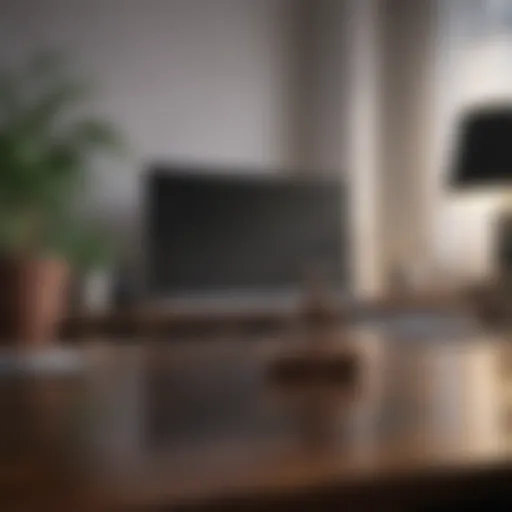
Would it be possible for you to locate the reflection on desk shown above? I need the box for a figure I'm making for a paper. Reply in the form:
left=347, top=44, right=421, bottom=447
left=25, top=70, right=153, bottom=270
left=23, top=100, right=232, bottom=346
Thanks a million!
left=2, top=329, right=512, bottom=510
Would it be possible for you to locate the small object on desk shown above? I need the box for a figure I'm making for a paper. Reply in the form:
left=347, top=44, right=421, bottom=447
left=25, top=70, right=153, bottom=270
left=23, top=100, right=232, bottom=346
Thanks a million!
left=268, top=348, right=359, bottom=386
left=269, top=274, right=359, bottom=387
left=299, top=268, right=339, bottom=333
left=81, top=269, right=114, bottom=313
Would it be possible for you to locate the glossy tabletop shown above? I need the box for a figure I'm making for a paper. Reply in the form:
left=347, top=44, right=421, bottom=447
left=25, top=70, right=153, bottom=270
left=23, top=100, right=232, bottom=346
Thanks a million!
left=2, top=328, right=512, bottom=509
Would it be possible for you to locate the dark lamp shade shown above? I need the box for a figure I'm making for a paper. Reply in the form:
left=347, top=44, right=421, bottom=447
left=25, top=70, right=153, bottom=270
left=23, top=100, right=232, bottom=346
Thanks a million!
left=452, top=105, right=512, bottom=188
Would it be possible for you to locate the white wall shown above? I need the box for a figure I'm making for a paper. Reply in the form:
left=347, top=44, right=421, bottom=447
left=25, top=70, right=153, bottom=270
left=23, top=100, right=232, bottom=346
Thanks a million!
left=378, top=0, right=437, bottom=288
left=0, top=0, right=298, bottom=269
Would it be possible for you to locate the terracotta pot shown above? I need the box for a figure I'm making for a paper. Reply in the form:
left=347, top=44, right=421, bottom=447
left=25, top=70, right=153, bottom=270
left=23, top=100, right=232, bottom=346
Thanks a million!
left=0, top=257, right=70, bottom=346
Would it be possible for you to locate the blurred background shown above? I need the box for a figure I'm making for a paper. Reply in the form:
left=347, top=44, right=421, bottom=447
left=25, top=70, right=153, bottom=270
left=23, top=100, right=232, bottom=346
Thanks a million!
left=5, top=2, right=512, bottom=510
left=1, top=0, right=508, bottom=299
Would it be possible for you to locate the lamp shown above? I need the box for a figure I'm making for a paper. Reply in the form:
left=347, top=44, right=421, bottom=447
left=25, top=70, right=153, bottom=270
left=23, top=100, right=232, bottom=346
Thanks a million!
left=452, top=104, right=512, bottom=277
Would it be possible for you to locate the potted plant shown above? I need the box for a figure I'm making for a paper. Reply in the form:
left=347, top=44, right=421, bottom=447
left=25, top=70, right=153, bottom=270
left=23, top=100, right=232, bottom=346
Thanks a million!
left=0, top=54, right=124, bottom=345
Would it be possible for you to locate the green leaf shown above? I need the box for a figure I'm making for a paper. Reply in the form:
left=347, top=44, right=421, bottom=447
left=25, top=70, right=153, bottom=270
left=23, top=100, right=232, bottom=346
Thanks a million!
left=42, top=219, right=115, bottom=270
left=0, top=52, right=127, bottom=259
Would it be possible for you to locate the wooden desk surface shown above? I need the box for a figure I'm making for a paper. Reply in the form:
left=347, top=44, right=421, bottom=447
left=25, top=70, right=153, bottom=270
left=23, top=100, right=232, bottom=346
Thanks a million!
left=61, top=290, right=469, bottom=339
left=1, top=328, right=511, bottom=510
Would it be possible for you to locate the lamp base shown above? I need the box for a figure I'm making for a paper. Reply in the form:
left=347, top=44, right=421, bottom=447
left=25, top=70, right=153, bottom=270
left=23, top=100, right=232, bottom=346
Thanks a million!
left=496, top=209, right=512, bottom=281
left=471, top=209, right=512, bottom=327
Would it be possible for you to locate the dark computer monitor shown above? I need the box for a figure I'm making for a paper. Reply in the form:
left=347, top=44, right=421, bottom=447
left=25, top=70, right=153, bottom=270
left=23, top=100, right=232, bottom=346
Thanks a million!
left=146, top=166, right=348, bottom=301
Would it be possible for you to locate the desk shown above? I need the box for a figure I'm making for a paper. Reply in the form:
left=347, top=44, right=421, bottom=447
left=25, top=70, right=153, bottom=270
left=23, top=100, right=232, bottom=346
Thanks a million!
left=61, top=291, right=469, bottom=340
left=1, top=328, right=510, bottom=510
